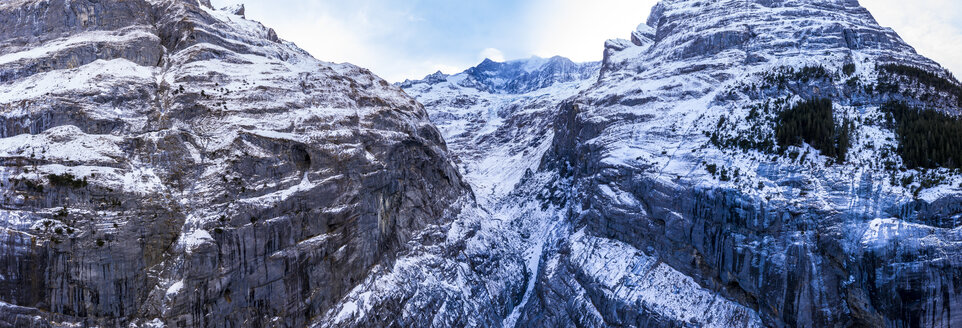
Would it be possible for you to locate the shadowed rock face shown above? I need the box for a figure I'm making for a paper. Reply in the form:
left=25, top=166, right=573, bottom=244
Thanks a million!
left=0, top=1, right=527, bottom=327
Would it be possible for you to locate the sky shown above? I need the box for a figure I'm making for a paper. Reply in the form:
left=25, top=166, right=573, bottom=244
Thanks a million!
left=209, top=0, right=962, bottom=82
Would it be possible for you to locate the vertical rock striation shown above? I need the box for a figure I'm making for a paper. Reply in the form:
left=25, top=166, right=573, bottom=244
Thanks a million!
left=4, top=0, right=962, bottom=327
left=513, top=0, right=962, bottom=327
left=0, top=0, right=522, bottom=327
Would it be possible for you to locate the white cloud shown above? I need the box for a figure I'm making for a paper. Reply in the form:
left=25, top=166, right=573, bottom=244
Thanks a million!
left=210, top=0, right=469, bottom=82
left=209, top=0, right=962, bottom=82
left=479, top=48, right=506, bottom=62
left=302, top=14, right=378, bottom=68
left=523, top=0, right=658, bottom=62
left=860, top=0, right=962, bottom=77
left=209, top=0, right=379, bottom=68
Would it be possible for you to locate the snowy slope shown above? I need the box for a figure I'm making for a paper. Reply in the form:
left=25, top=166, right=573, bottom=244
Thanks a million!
left=401, top=57, right=599, bottom=206
left=2, top=0, right=961, bottom=327
left=516, top=0, right=962, bottom=327
left=411, top=0, right=962, bottom=327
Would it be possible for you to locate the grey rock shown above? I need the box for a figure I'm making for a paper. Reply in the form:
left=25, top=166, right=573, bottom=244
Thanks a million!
left=515, top=0, right=962, bottom=327
left=0, top=1, right=520, bottom=327
left=4, top=0, right=962, bottom=327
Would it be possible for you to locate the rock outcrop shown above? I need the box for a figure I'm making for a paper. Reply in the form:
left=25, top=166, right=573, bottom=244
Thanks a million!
left=4, top=0, right=962, bottom=327
left=0, top=0, right=521, bottom=327
left=407, top=1, right=962, bottom=327
left=511, top=0, right=962, bottom=327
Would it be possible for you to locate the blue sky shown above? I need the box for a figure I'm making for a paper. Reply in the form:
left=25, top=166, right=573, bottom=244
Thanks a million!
left=210, top=0, right=962, bottom=82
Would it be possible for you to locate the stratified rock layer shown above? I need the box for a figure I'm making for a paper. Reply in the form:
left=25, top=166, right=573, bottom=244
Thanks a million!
left=512, top=0, right=962, bottom=327
left=0, top=0, right=523, bottom=327
left=409, top=0, right=962, bottom=327
left=4, top=0, right=962, bottom=327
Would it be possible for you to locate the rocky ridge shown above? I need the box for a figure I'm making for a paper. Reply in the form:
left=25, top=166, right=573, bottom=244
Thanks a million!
left=2, top=0, right=962, bottom=327
left=515, top=0, right=962, bottom=327
left=406, top=0, right=962, bottom=327
left=0, top=0, right=522, bottom=327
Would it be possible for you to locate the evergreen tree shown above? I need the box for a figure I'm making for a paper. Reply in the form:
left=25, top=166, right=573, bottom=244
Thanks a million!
left=776, top=98, right=849, bottom=162
left=882, top=101, right=962, bottom=169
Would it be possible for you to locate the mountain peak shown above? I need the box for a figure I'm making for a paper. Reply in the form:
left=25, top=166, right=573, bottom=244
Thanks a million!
left=461, top=56, right=598, bottom=94
left=600, top=0, right=944, bottom=83
left=5, top=1, right=962, bottom=327
left=530, top=1, right=962, bottom=325
left=400, top=56, right=598, bottom=94
left=222, top=3, right=245, bottom=17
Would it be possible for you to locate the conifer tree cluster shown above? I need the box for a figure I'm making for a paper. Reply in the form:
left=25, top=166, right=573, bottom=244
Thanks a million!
left=842, top=63, right=857, bottom=76
left=760, top=65, right=832, bottom=90
left=882, top=102, right=962, bottom=169
left=775, top=98, right=851, bottom=162
left=877, top=64, right=962, bottom=107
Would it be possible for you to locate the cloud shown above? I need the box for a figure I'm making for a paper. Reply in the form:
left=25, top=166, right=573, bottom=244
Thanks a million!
left=860, top=0, right=962, bottom=77
left=210, top=0, right=962, bottom=82
left=211, top=0, right=531, bottom=82
left=479, top=48, right=506, bottom=62
left=523, top=0, right=658, bottom=62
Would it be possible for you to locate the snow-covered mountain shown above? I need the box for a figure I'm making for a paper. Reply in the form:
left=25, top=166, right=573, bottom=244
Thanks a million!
left=405, top=0, right=962, bottom=327
left=400, top=57, right=599, bottom=205
left=401, top=56, right=599, bottom=95
left=0, top=0, right=522, bottom=327
left=2, top=0, right=962, bottom=327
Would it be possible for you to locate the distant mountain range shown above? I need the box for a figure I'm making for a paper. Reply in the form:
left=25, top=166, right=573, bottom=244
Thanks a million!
left=400, top=56, right=599, bottom=94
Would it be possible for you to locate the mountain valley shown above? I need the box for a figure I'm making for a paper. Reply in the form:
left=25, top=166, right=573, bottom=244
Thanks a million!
left=1, top=0, right=961, bottom=327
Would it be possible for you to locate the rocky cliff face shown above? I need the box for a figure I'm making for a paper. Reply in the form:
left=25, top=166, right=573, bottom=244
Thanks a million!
left=0, top=0, right=522, bottom=327
left=406, top=1, right=962, bottom=327
left=4, top=0, right=962, bottom=327
left=404, top=54, right=770, bottom=328
left=511, top=0, right=962, bottom=327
